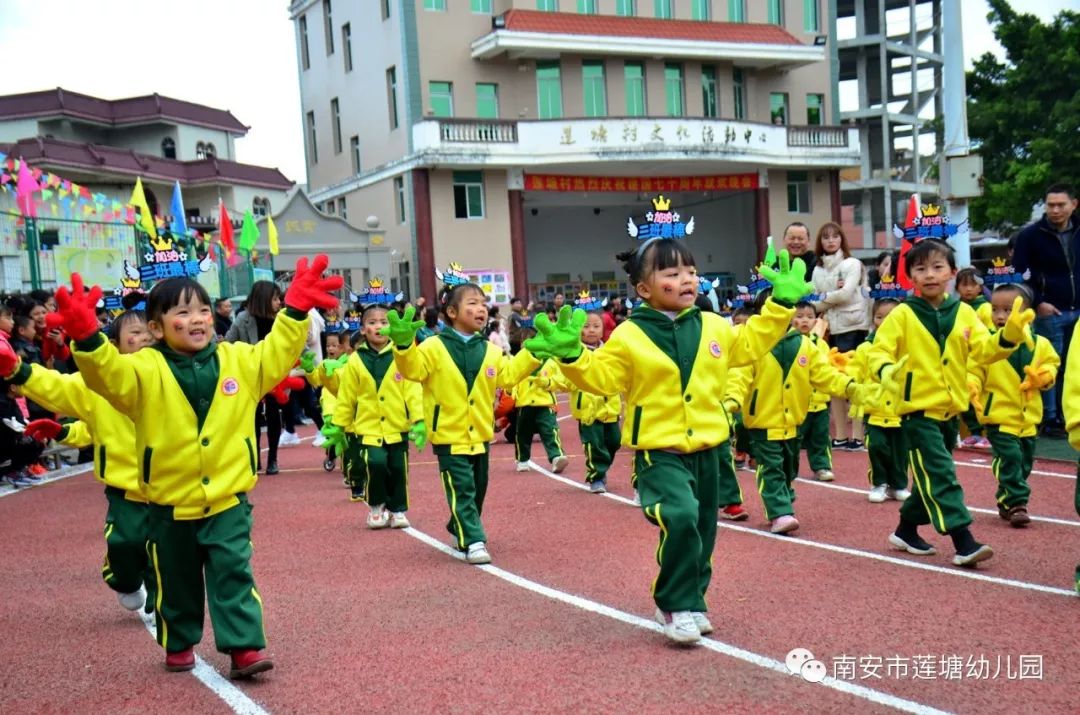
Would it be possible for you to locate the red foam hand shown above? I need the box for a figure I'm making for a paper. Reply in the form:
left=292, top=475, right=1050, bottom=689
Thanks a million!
left=24, top=418, right=62, bottom=443
left=0, top=338, right=19, bottom=378
left=41, top=314, right=71, bottom=363
left=269, top=376, right=307, bottom=405
left=283, top=254, right=344, bottom=313
left=54, top=273, right=103, bottom=341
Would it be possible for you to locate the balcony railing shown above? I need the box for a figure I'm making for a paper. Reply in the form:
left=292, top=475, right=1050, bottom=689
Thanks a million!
left=439, top=119, right=518, bottom=144
left=787, top=125, right=849, bottom=148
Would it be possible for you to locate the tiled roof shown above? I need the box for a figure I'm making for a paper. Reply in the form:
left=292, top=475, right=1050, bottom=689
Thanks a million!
left=0, top=88, right=249, bottom=134
left=497, top=9, right=804, bottom=45
left=0, top=136, right=292, bottom=190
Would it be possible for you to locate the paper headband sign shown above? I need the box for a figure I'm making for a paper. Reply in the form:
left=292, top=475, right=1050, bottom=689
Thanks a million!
left=869, top=274, right=909, bottom=301
left=894, top=203, right=968, bottom=243
left=344, top=310, right=362, bottom=332
left=574, top=291, right=606, bottom=311
left=984, top=257, right=1027, bottom=287
left=324, top=312, right=345, bottom=333
left=349, top=277, right=405, bottom=306
left=138, top=231, right=213, bottom=283
left=435, top=262, right=470, bottom=287
left=626, top=195, right=695, bottom=241
left=102, top=260, right=148, bottom=311
left=698, top=277, right=719, bottom=295
left=729, top=285, right=754, bottom=309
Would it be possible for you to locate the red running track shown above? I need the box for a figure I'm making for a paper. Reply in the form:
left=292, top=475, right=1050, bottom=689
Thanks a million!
left=0, top=408, right=1077, bottom=714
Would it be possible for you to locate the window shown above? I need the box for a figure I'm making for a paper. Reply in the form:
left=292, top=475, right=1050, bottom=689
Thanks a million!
left=453, top=171, right=485, bottom=219
left=655, top=0, right=673, bottom=19
left=394, top=176, right=406, bottom=223
left=770, top=92, right=789, bottom=124
left=582, top=61, right=607, bottom=117
left=691, top=0, right=710, bottom=20
left=807, top=93, right=824, bottom=125
left=536, top=61, right=563, bottom=119
left=299, top=15, right=310, bottom=70
left=326, top=200, right=336, bottom=216
left=787, top=171, right=810, bottom=213
left=161, top=138, right=176, bottom=159
left=331, top=98, right=342, bottom=153
left=664, top=64, right=684, bottom=117
left=196, top=141, right=206, bottom=160
left=204, top=142, right=216, bottom=158
left=382, top=0, right=391, bottom=19
left=429, top=81, right=454, bottom=118
left=323, top=0, right=333, bottom=54
left=306, top=111, right=318, bottom=163
left=615, top=0, right=636, bottom=15
left=733, top=67, right=746, bottom=119
left=768, top=0, right=784, bottom=24
left=728, top=0, right=745, bottom=22
left=624, top=61, right=646, bottom=116
left=350, top=135, right=360, bottom=174
left=424, top=0, right=446, bottom=10
left=471, top=0, right=492, bottom=11
left=387, top=67, right=399, bottom=129
left=337, top=197, right=347, bottom=220
left=577, top=0, right=597, bottom=12
left=804, top=0, right=819, bottom=32
left=476, top=83, right=499, bottom=119
left=536, top=0, right=558, bottom=10
left=701, top=66, right=718, bottom=118
left=342, top=23, right=352, bottom=71
left=252, top=197, right=271, bottom=217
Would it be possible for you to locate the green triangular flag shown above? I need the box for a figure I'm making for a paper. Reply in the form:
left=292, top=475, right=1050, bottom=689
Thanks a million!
left=238, top=209, right=259, bottom=253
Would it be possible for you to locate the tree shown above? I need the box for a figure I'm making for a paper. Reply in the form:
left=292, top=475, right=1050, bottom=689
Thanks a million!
left=967, top=0, right=1080, bottom=231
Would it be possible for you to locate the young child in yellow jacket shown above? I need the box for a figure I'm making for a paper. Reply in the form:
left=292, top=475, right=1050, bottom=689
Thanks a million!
left=956, top=267, right=994, bottom=449
left=524, top=236, right=815, bottom=645
left=792, top=303, right=837, bottom=482
left=0, top=310, right=155, bottom=613
left=569, top=311, right=622, bottom=494
left=512, top=358, right=570, bottom=473
left=383, top=280, right=540, bottom=566
left=323, top=304, right=425, bottom=528
left=1060, top=322, right=1080, bottom=594
left=301, top=329, right=350, bottom=474
left=968, top=283, right=1059, bottom=527
left=53, top=257, right=341, bottom=678
left=868, top=240, right=1034, bottom=568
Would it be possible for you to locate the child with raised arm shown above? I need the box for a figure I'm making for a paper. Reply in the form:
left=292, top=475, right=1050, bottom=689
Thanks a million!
left=569, top=310, right=622, bottom=494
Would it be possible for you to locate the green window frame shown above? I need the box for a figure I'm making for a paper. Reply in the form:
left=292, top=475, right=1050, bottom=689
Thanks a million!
left=430, top=81, right=453, bottom=118
left=701, top=66, right=718, bottom=118
left=470, top=0, right=493, bottom=12
left=615, top=0, right=636, bottom=15
left=537, top=0, right=558, bottom=10
left=536, top=61, right=563, bottom=119
left=768, top=0, right=784, bottom=24
left=770, top=92, right=789, bottom=125
left=624, top=62, right=646, bottom=116
left=655, top=0, right=673, bottom=19
left=728, top=0, right=745, bottom=22
left=807, top=93, right=824, bottom=125
left=583, top=61, right=607, bottom=117
left=732, top=67, right=746, bottom=119
left=424, top=0, right=446, bottom=10
left=476, top=83, right=499, bottom=119
left=691, top=0, right=710, bottom=20
left=664, top=64, right=684, bottom=117
left=577, top=0, right=597, bottom=12
left=804, top=0, right=819, bottom=32
left=453, top=171, right=485, bottom=220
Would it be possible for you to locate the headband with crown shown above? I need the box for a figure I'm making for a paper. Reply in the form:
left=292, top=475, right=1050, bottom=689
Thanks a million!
left=344, top=309, right=362, bottom=332
left=435, top=262, right=471, bottom=289
left=626, top=195, right=695, bottom=251
left=323, top=311, right=346, bottom=333
left=349, top=277, right=405, bottom=307
left=984, top=256, right=1028, bottom=287
left=574, top=290, right=607, bottom=312
left=698, top=276, right=719, bottom=295
left=893, top=203, right=968, bottom=244
left=869, top=274, right=909, bottom=301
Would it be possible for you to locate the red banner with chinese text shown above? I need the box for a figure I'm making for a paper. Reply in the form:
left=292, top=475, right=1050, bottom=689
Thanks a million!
left=524, top=173, right=759, bottom=193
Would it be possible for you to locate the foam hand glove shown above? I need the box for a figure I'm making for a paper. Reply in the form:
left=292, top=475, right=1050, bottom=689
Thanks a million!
left=967, top=380, right=984, bottom=414
left=848, top=401, right=865, bottom=421
left=270, top=375, right=306, bottom=405
left=523, top=306, right=586, bottom=360
left=757, top=249, right=814, bottom=305
left=283, top=254, right=344, bottom=313
left=879, top=355, right=910, bottom=401
left=54, top=273, right=103, bottom=341
left=845, top=381, right=882, bottom=408
left=409, top=421, right=427, bottom=451
left=299, top=350, right=317, bottom=374
left=321, top=356, right=347, bottom=377
left=0, top=339, right=20, bottom=378
left=24, top=419, right=62, bottom=443
left=762, top=235, right=777, bottom=269
left=320, top=423, right=348, bottom=457
left=1000, top=296, right=1036, bottom=349
left=828, top=347, right=855, bottom=371
left=1019, top=364, right=1054, bottom=399
left=381, top=305, right=425, bottom=348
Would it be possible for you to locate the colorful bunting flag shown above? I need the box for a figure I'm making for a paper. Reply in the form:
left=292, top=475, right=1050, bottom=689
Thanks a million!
left=169, top=181, right=188, bottom=237
left=218, top=201, right=236, bottom=256
left=129, top=177, right=157, bottom=240
left=16, top=156, right=38, bottom=217
left=238, top=209, right=259, bottom=253
left=267, top=214, right=280, bottom=255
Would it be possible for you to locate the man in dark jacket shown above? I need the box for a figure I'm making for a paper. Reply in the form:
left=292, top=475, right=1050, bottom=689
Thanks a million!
left=1012, top=182, right=1079, bottom=437
left=781, top=222, right=817, bottom=282
left=213, top=297, right=234, bottom=339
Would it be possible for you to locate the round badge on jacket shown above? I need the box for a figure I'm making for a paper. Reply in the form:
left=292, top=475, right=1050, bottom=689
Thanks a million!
left=709, top=340, right=722, bottom=358
left=798, top=355, right=809, bottom=367
left=221, top=378, right=239, bottom=395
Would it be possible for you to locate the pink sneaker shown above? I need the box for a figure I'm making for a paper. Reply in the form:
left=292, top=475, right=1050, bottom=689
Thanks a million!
left=974, top=437, right=992, bottom=449
left=959, top=436, right=981, bottom=448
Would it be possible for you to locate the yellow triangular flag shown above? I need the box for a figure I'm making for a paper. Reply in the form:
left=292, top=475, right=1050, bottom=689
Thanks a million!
left=129, top=177, right=157, bottom=240
left=267, top=214, right=279, bottom=255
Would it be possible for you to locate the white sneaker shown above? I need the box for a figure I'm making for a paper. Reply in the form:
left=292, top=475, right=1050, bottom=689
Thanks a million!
left=367, top=506, right=389, bottom=529
left=692, top=612, right=714, bottom=635
left=312, top=433, right=327, bottom=448
left=515, top=462, right=531, bottom=472
left=118, top=584, right=146, bottom=612
left=632, top=490, right=641, bottom=506
left=887, top=487, right=912, bottom=501
left=466, top=542, right=491, bottom=564
left=770, top=515, right=800, bottom=534
left=279, top=431, right=301, bottom=446
left=814, top=469, right=835, bottom=482
left=390, top=512, right=410, bottom=529
left=551, top=455, right=569, bottom=473
left=868, top=484, right=888, bottom=503
left=654, top=608, right=701, bottom=644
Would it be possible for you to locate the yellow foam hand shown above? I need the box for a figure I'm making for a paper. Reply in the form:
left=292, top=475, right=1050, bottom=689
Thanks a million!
left=1019, top=364, right=1054, bottom=400
left=828, top=347, right=855, bottom=371
left=846, top=381, right=882, bottom=408
left=879, top=355, right=910, bottom=401
left=967, top=380, right=984, bottom=414
left=1000, top=296, right=1035, bottom=349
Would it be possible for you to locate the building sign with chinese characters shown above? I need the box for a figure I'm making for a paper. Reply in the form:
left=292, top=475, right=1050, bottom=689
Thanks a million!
left=525, top=173, right=758, bottom=193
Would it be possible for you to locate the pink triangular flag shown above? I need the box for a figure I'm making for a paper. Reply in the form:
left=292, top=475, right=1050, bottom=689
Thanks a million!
left=15, top=157, right=38, bottom=217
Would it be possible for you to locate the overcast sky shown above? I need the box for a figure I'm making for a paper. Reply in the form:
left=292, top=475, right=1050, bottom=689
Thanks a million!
left=0, top=0, right=1073, bottom=185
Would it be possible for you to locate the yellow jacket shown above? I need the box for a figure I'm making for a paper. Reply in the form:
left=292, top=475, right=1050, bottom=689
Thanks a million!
left=512, top=359, right=570, bottom=407
left=333, top=343, right=423, bottom=446
left=73, top=309, right=309, bottom=519
left=1062, top=326, right=1080, bottom=450
left=306, top=361, right=340, bottom=417
left=725, top=331, right=854, bottom=440
left=867, top=295, right=1018, bottom=420
left=849, top=336, right=901, bottom=427
left=808, top=334, right=831, bottom=412
left=8, top=362, right=144, bottom=500
left=963, top=297, right=994, bottom=329
left=560, top=299, right=794, bottom=452
left=393, top=331, right=539, bottom=455
left=59, top=420, right=93, bottom=449
left=968, top=332, right=1059, bottom=437
left=569, top=346, right=622, bottom=425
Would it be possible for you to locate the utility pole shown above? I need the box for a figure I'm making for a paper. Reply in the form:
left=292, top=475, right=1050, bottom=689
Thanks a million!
left=941, top=0, right=981, bottom=267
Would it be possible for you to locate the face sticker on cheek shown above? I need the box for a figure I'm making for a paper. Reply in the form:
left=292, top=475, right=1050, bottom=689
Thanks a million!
left=173, top=320, right=185, bottom=332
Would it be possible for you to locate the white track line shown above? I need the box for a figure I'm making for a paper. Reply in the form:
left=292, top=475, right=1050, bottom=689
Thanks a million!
left=556, top=414, right=574, bottom=422
left=954, top=458, right=1075, bottom=480
left=792, top=476, right=1080, bottom=528
left=403, top=526, right=951, bottom=715
left=524, top=461, right=1078, bottom=598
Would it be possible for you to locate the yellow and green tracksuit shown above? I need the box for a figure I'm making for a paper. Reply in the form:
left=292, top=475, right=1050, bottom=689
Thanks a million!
left=393, top=330, right=539, bottom=549
left=868, top=294, right=1020, bottom=535
left=969, top=331, right=1059, bottom=510
left=560, top=299, right=794, bottom=613
left=511, top=359, right=569, bottom=466
left=799, top=333, right=833, bottom=473
left=7, top=362, right=154, bottom=602
left=333, top=342, right=423, bottom=512
left=72, top=307, right=309, bottom=654
left=1060, top=326, right=1080, bottom=590
left=849, top=336, right=907, bottom=491
left=959, top=297, right=994, bottom=437
left=569, top=347, right=622, bottom=484
left=726, top=331, right=855, bottom=520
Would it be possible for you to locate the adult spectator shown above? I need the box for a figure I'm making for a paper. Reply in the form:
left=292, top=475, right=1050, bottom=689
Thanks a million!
left=552, top=293, right=565, bottom=311
left=213, top=297, right=233, bottom=338
left=867, top=250, right=898, bottom=288
left=781, top=222, right=817, bottom=282
left=507, top=297, right=536, bottom=354
left=601, top=301, right=617, bottom=341
left=1013, top=182, right=1080, bottom=437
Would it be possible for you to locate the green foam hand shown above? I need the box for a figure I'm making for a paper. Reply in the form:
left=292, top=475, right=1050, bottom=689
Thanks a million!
left=299, top=350, right=317, bottom=374
left=523, top=306, right=587, bottom=361
left=757, top=248, right=814, bottom=305
left=409, top=421, right=427, bottom=451
left=380, top=304, right=425, bottom=348
left=763, top=234, right=777, bottom=269
left=321, top=356, right=347, bottom=377
left=320, top=423, right=347, bottom=457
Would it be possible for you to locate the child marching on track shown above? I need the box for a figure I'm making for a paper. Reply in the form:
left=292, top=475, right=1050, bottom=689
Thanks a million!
left=956, top=267, right=994, bottom=449
left=382, top=264, right=541, bottom=565
left=523, top=197, right=816, bottom=645
left=868, top=237, right=1034, bottom=567
left=0, top=309, right=157, bottom=613
left=1061, top=322, right=1080, bottom=594
left=300, top=327, right=350, bottom=472
left=568, top=301, right=622, bottom=494
left=792, top=302, right=837, bottom=482
left=512, top=356, right=570, bottom=474
left=322, top=300, right=425, bottom=529
left=52, top=256, right=342, bottom=677
left=967, top=282, right=1059, bottom=527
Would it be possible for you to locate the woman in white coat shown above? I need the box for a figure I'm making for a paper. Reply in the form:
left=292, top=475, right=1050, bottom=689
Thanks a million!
left=812, top=222, right=872, bottom=451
